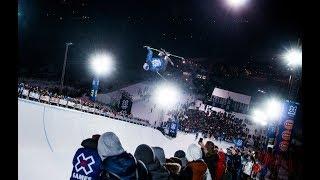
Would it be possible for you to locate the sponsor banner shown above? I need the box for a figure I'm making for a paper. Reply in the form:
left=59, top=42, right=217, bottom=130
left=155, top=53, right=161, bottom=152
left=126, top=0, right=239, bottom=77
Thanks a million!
left=67, top=101, right=75, bottom=107
left=90, top=78, right=99, bottom=102
left=89, top=108, right=95, bottom=113
left=29, top=92, right=37, bottom=98
left=59, top=99, right=68, bottom=106
left=118, top=96, right=133, bottom=115
left=22, top=89, right=29, bottom=96
left=50, top=97, right=59, bottom=104
left=274, top=100, right=299, bottom=153
left=82, top=106, right=89, bottom=111
left=29, top=92, right=40, bottom=99
left=74, top=104, right=82, bottom=109
left=40, top=95, right=50, bottom=102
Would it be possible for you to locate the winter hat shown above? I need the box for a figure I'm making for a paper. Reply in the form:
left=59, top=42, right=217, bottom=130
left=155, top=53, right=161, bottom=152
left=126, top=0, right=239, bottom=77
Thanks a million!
left=152, top=146, right=166, bottom=165
left=97, top=132, right=125, bottom=161
left=174, top=150, right=187, bottom=167
left=134, top=144, right=155, bottom=165
left=186, top=144, right=202, bottom=162
left=174, top=150, right=186, bottom=158
left=92, top=134, right=100, bottom=141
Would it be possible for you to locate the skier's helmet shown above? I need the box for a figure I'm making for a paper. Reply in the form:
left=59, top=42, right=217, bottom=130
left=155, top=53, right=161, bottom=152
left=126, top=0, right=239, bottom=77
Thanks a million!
left=143, top=63, right=149, bottom=70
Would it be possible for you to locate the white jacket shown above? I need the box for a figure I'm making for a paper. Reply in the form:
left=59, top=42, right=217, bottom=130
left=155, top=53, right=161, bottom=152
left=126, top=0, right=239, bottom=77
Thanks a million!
left=243, top=161, right=254, bottom=176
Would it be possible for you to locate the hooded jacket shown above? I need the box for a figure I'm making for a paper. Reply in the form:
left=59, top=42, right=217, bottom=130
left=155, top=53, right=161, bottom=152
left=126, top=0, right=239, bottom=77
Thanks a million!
left=135, top=144, right=170, bottom=180
left=181, top=144, right=212, bottom=180
left=98, top=132, right=125, bottom=161
left=153, top=147, right=166, bottom=165
left=98, top=132, right=137, bottom=179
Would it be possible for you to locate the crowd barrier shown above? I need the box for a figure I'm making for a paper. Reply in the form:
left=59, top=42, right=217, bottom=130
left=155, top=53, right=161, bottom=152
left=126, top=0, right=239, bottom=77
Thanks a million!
left=18, top=88, right=150, bottom=127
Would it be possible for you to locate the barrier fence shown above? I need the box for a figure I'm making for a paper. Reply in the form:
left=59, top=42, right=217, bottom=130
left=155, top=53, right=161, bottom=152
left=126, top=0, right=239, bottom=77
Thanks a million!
left=18, top=88, right=151, bottom=127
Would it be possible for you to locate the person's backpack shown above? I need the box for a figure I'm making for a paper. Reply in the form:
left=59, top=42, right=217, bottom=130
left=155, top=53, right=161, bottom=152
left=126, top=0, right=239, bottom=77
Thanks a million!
left=100, top=153, right=148, bottom=180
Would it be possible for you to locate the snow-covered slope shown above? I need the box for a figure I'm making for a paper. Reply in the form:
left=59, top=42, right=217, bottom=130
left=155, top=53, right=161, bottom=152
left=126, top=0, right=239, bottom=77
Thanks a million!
left=18, top=99, right=232, bottom=180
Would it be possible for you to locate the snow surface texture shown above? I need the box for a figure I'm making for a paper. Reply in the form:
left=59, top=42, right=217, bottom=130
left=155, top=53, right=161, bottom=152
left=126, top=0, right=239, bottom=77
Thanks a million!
left=18, top=98, right=232, bottom=180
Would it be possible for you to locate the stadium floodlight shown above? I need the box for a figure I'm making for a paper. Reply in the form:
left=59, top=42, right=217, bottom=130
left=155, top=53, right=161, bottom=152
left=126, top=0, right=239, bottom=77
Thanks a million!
left=265, top=98, right=283, bottom=121
left=226, top=0, right=248, bottom=8
left=251, top=109, right=267, bottom=126
left=89, top=52, right=114, bottom=76
left=153, top=82, right=181, bottom=109
left=282, top=47, right=302, bottom=68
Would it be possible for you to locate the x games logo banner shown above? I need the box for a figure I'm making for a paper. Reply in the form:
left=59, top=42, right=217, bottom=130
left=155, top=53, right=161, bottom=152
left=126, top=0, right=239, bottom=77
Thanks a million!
left=274, top=100, right=299, bottom=153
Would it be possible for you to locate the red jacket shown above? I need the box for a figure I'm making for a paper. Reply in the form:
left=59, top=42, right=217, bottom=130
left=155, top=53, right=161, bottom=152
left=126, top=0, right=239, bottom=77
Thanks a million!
left=215, top=151, right=226, bottom=180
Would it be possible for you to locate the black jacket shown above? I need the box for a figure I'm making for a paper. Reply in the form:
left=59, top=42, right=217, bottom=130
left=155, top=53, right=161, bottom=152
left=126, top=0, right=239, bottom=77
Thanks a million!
left=146, top=159, right=170, bottom=180
left=202, top=149, right=218, bottom=179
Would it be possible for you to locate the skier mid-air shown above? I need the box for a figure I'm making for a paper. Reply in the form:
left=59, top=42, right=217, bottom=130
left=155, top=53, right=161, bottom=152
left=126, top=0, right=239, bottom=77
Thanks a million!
left=142, top=46, right=184, bottom=74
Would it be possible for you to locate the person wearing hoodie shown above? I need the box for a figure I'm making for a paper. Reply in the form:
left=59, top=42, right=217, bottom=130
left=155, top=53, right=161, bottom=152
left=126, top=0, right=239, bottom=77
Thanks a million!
left=174, top=150, right=188, bottom=169
left=180, top=144, right=212, bottom=180
left=135, top=144, right=170, bottom=180
left=98, top=132, right=147, bottom=179
left=153, top=146, right=182, bottom=180
left=70, top=134, right=103, bottom=180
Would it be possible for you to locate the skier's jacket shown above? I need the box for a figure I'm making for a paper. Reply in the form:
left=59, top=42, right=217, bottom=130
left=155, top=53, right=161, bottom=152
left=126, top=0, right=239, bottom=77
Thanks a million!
left=70, top=138, right=103, bottom=180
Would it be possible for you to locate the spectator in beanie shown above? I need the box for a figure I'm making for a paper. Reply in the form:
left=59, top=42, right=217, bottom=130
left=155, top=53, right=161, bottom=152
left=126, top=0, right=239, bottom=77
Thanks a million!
left=70, top=134, right=102, bottom=180
left=174, top=150, right=188, bottom=168
left=152, top=146, right=182, bottom=179
left=134, top=144, right=170, bottom=180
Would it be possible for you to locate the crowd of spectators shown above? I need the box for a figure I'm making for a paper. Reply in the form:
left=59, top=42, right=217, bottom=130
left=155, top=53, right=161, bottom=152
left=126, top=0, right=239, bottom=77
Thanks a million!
left=179, top=109, right=247, bottom=142
left=18, top=82, right=150, bottom=126
left=72, top=131, right=301, bottom=180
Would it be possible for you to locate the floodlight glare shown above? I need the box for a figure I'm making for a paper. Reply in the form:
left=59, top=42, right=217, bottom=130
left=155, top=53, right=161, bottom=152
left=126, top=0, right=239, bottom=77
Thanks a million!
left=90, top=52, right=114, bottom=76
left=252, top=109, right=267, bottom=126
left=265, top=98, right=283, bottom=121
left=283, top=48, right=302, bottom=67
left=154, top=82, right=181, bottom=108
left=226, top=0, right=248, bottom=8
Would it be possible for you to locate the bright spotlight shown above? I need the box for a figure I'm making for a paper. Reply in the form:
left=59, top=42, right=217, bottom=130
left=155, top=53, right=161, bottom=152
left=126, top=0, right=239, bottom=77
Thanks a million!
left=252, top=109, right=267, bottom=126
left=154, top=82, right=181, bottom=109
left=90, top=52, right=114, bottom=76
left=226, top=0, right=248, bottom=8
left=265, top=98, right=283, bottom=120
left=282, top=48, right=302, bottom=67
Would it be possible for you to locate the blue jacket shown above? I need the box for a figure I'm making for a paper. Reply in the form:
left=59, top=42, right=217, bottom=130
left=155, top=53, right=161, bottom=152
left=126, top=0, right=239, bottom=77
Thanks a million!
left=70, top=147, right=102, bottom=180
left=146, top=48, right=167, bottom=72
left=101, top=152, right=137, bottom=180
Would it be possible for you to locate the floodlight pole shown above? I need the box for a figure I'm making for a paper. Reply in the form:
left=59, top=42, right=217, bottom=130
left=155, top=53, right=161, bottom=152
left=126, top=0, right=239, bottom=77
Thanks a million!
left=60, top=42, right=73, bottom=93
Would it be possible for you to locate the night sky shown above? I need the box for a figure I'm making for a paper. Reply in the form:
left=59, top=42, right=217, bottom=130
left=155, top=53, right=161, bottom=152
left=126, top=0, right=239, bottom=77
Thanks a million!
left=18, top=0, right=302, bottom=87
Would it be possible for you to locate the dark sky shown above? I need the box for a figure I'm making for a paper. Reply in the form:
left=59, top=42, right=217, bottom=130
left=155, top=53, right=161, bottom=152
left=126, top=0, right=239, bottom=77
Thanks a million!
left=18, top=0, right=302, bottom=86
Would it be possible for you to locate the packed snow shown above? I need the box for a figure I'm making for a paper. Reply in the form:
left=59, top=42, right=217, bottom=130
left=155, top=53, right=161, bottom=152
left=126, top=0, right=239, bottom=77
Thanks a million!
left=18, top=99, right=233, bottom=180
